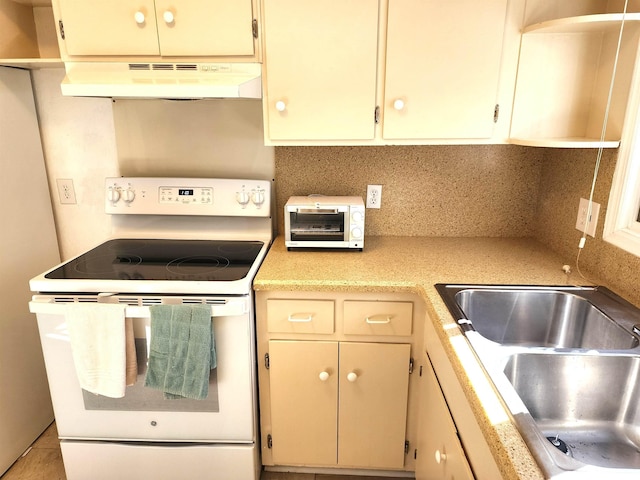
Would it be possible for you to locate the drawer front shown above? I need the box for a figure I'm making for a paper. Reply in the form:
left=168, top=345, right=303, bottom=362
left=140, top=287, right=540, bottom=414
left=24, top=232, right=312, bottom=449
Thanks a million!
left=266, top=299, right=335, bottom=334
left=343, top=301, right=413, bottom=336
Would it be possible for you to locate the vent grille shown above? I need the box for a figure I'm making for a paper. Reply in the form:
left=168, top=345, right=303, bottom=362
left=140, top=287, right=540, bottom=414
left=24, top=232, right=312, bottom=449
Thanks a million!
left=151, top=63, right=175, bottom=71
left=128, top=63, right=151, bottom=71
left=47, top=295, right=227, bottom=306
left=128, top=63, right=203, bottom=72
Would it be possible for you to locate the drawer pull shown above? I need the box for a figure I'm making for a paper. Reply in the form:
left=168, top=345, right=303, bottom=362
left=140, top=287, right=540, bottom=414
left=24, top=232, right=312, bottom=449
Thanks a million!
left=319, top=371, right=330, bottom=381
left=365, top=314, right=392, bottom=324
left=287, top=313, right=313, bottom=323
left=347, top=372, right=358, bottom=382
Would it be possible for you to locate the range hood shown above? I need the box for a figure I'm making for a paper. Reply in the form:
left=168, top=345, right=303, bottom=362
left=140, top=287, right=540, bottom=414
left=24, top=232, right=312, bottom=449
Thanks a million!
left=60, top=62, right=262, bottom=99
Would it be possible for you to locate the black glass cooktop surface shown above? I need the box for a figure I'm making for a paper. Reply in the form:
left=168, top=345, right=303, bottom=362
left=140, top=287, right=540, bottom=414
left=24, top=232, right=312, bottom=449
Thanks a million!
left=45, top=239, right=264, bottom=281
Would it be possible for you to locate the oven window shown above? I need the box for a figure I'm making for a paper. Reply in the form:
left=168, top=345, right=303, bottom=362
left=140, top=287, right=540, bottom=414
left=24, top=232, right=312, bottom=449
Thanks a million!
left=82, top=338, right=219, bottom=412
left=289, top=212, right=345, bottom=242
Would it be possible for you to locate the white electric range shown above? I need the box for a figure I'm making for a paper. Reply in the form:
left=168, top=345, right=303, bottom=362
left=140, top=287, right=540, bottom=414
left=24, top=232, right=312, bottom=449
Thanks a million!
left=29, top=177, right=272, bottom=480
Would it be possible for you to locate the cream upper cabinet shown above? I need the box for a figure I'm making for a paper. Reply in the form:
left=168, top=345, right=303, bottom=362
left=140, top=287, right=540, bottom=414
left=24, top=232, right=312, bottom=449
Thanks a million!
left=383, top=0, right=508, bottom=140
left=261, top=0, right=515, bottom=144
left=55, top=0, right=255, bottom=57
left=261, top=0, right=379, bottom=141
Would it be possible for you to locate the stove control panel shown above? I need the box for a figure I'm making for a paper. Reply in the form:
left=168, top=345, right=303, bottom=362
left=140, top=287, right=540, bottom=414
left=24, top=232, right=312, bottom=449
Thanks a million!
left=105, top=177, right=271, bottom=217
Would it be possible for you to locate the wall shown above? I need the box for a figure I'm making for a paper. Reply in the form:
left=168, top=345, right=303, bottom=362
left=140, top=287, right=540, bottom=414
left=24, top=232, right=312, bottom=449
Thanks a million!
left=32, top=69, right=274, bottom=260
left=274, top=145, right=545, bottom=236
left=535, top=148, right=640, bottom=306
left=32, top=68, right=119, bottom=260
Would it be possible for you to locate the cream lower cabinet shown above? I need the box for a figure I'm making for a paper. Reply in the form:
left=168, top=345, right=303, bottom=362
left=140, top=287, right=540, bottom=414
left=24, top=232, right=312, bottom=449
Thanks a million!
left=416, top=352, right=474, bottom=480
left=256, top=291, right=422, bottom=473
left=268, top=340, right=410, bottom=468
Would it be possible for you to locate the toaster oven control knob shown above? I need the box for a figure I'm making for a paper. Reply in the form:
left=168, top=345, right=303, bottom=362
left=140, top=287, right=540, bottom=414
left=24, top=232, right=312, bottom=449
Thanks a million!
left=236, top=190, right=250, bottom=207
left=251, top=188, right=265, bottom=208
left=122, top=188, right=136, bottom=204
left=107, top=186, right=121, bottom=203
left=352, top=210, right=363, bottom=223
left=351, top=227, right=363, bottom=239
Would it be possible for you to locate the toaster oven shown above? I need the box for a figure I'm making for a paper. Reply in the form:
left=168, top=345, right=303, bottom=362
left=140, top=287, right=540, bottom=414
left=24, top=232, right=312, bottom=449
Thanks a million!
left=284, top=196, right=365, bottom=250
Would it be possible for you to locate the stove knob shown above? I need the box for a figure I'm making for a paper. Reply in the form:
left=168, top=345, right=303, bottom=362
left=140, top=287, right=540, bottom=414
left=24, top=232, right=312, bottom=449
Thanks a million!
left=251, top=189, right=265, bottom=208
left=123, top=188, right=136, bottom=204
left=107, top=186, right=121, bottom=203
left=236, top=190, right=250, bottom=207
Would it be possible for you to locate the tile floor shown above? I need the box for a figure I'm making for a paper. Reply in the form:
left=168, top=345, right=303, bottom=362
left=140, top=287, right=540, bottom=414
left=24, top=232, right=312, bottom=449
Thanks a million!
left=1, top=423, right=409, bottom=480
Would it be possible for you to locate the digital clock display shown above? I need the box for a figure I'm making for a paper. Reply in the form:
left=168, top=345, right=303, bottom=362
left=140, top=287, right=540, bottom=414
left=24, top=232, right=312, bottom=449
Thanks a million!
left=178, top=189, right=194, bottom=196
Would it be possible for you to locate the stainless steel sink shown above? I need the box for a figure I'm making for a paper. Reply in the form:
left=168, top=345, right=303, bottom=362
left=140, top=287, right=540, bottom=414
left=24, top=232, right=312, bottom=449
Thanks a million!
left=435, top=284, right=640, bottom=477
left=454, top=288, right=638, bottom=349
left=504, top=352, right=640, bottom=470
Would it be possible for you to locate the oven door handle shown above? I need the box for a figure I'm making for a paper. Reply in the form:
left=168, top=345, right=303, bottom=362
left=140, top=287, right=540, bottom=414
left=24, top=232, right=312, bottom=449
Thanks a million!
left=29, top=297, right=249, bottom=318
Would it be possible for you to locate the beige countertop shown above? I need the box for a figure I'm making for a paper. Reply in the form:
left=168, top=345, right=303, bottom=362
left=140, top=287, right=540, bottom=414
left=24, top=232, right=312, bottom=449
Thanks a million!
left=254, top=236, right=584, bottom=480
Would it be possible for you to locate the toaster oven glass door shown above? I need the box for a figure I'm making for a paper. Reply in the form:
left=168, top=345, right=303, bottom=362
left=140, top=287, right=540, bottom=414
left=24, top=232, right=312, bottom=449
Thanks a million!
left=289, top=212, right=345, bottom=242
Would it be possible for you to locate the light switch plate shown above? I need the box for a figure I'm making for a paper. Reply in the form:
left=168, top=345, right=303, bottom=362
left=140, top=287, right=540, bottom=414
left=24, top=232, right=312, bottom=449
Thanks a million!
left=576, top=198, right=600, bottom=237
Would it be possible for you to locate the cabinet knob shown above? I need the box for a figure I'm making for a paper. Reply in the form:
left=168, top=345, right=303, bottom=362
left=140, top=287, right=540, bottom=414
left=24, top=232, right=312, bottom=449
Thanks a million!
left=347, top=372, right=358, bottom=382
left=134, top=11, right=146, bottom=24
left=275, top=100, right=286, bottom=112
left=393, top=99, right=405, bottom=111
left=163, top=10, right=175, bottom=24
left=435, top=449, right=447, bottom=464
left=319, top=371, right=330, bottom=382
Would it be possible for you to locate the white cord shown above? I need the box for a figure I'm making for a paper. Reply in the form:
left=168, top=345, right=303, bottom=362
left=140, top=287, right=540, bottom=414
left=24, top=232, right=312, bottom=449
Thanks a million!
left=576, top=1, right=629, bottom=281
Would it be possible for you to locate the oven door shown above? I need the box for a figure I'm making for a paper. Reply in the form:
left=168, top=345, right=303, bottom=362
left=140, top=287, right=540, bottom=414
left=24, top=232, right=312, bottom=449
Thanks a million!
left=29, top=295, right=256, bottom=443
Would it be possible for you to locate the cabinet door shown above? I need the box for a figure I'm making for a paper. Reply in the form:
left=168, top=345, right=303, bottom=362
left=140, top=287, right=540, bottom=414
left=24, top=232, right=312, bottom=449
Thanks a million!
left=262, top=0, right=378, bottom=141
left=268, top=340, right=338, bottom=466
left=57, top=0, right=160, bottom=56
left=417, top=354, right=474, bottom=480
left=155, top=0, right=254, bottom=56
left=338, top=342, right=411, bottom=469
left=383, top=0, right=507, bottom=140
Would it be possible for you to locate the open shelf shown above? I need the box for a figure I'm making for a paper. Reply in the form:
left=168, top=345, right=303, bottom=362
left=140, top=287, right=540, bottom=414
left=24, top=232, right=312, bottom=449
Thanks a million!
left=524, top=13, right=640, bottom=34
left=509, top=12, right=640, bottom=148
left=0, top=0, right=60, bottom=67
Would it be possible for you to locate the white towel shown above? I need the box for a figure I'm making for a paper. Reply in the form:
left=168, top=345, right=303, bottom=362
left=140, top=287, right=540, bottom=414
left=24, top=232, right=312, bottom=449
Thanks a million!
left=66, top=303, right=127, bottom=398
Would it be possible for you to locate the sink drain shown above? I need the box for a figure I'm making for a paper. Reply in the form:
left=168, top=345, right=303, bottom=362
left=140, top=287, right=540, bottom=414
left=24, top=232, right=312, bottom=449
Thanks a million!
left=547, top=435, right=571, bottom=455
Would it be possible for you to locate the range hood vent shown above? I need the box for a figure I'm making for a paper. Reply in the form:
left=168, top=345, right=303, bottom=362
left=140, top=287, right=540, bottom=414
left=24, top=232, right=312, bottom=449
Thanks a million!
left=60, top=62, right=262, bottom=99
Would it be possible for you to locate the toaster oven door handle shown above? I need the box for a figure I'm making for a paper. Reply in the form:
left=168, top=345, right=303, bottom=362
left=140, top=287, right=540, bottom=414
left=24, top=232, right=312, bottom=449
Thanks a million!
left=365, top=314, right=392, bottom=324
left=287, top=313, right=314, bottom=323
left=295, top=208, right=340, bottom=214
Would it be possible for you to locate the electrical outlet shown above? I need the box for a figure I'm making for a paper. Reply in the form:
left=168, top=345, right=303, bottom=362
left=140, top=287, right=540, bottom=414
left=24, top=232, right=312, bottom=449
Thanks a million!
left=56, top=178, right=77, bottom=205
left=575, top=198, right=600, bottom=237
left=366, top=184, right=382, bottom=209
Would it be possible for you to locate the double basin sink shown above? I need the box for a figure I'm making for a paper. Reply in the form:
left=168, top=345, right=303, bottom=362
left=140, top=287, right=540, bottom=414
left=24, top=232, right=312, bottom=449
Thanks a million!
left=436, top=284, right=640, bottom=478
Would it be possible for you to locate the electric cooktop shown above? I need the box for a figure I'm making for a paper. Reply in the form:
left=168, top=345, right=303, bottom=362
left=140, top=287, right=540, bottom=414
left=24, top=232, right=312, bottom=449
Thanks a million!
left=45, top=239, right=265, bottom=282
